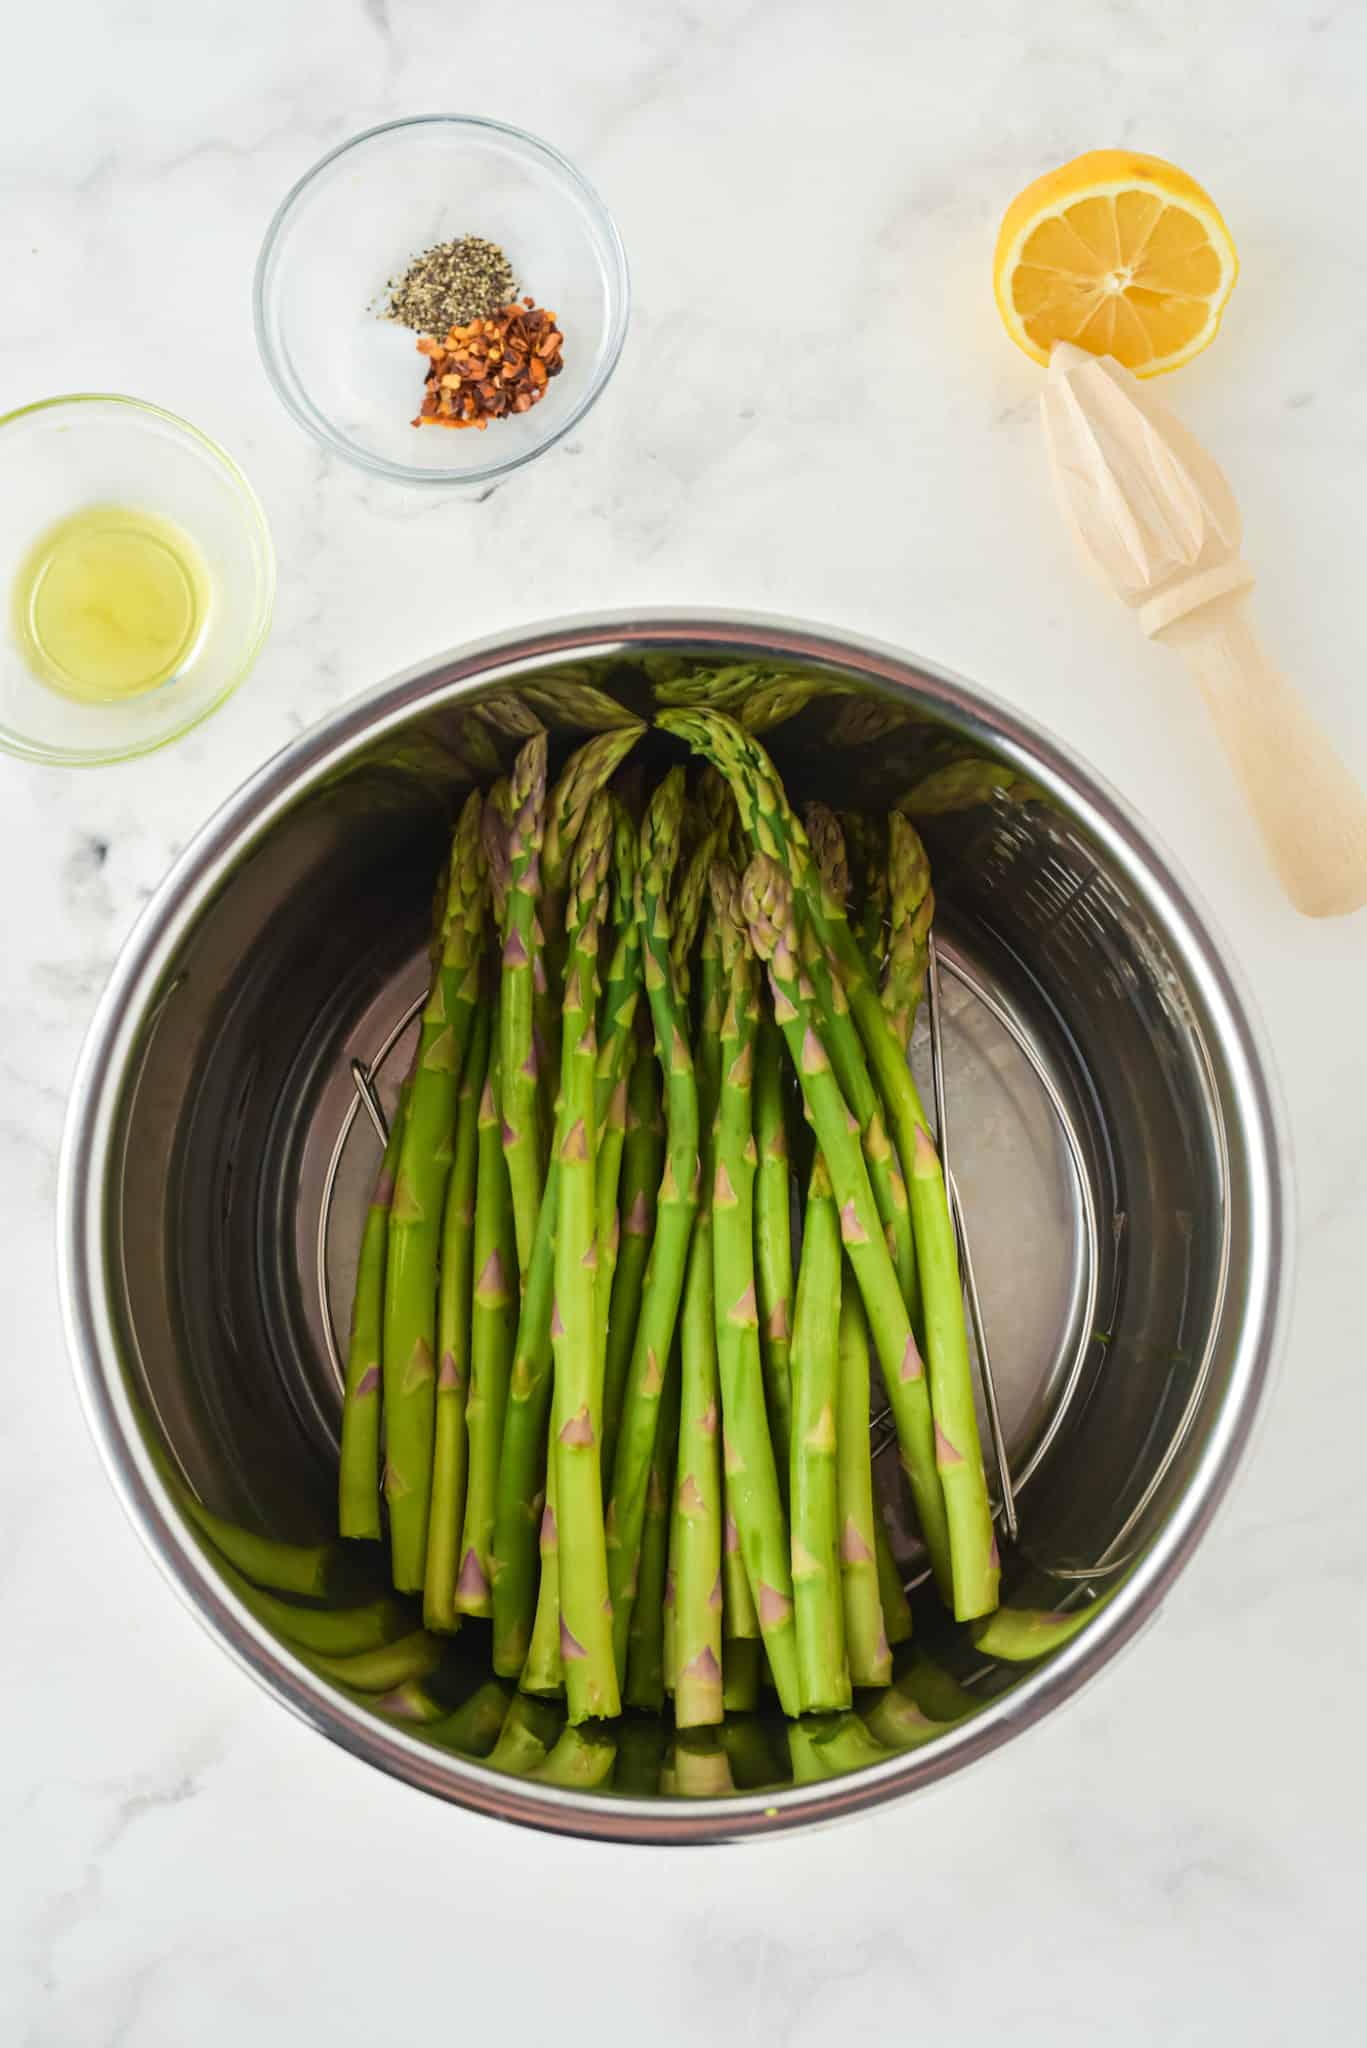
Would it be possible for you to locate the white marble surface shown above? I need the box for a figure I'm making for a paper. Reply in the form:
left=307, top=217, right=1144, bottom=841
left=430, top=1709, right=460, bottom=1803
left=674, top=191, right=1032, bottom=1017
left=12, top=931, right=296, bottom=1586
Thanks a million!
left=3, top=1, right=1366, bottom=2040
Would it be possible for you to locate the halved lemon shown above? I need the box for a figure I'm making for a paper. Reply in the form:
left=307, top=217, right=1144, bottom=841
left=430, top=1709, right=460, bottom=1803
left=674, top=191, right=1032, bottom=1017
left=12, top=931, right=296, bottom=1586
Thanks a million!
left=994, top=150, right=1238, bottom=376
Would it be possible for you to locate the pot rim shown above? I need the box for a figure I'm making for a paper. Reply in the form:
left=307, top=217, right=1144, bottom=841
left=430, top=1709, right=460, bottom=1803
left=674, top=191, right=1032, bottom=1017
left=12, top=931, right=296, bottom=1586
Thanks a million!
left=57, top=608, right=1293, bottom=1842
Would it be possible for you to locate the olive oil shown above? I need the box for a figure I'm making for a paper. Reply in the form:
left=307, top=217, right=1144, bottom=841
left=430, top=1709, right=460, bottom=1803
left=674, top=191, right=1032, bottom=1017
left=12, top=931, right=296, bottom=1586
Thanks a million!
left=11, top=502, right=210, bottom=703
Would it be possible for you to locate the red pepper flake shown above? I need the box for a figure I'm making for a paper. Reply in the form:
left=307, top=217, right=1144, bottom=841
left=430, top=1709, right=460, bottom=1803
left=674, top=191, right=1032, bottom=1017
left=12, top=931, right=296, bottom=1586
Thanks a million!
left=413, top=297, right=565, bottom=431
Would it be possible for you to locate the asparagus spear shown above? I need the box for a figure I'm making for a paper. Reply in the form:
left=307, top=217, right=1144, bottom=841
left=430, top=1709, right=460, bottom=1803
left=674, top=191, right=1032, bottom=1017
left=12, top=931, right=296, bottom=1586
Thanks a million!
left=714, top=879, right=760, bottom=1684
left=338, top=1077, right=409, bottom=1541
left=799, top=805, right=917, bottom=1320
left=789, top=1156, right=850, bottom=1713
left=499, top=734, right=549, bottom=1275
left=786, top=1712, right=895, bottom=1785
left=660, top=711, right=996, bottom=1618
left=973, top=1591, right=1116, bottom=1660
left=520, top=1447, right=563, bottom=1697
left=219, top=1563, right=410, bottom=1658
left=537, top=724, right=647, bottom=1089
left=540, top=724, right=648, bottom=942
left=738, top=852, right=954, bottom=1607
left=453, top=1024, right=517, bottom=1617
left=369, top=1680, right=447, bottom=1724
left=836, top=1279, right=892, bottom=1687
left=532, top=1723, right=617, bottom=1789
left=842, top=810, right=889, bottom=977
left=551, top=794, right=619, bottom=1723
left=593, top=803, right=643, bottom=1374
left=882, top=812, right=933, bottom=1048
left=383, top=791, right=486, bottom=1590
left=489, top=1158, right=559, bottom=1675
left=422, top=1010, right=488, bottom=1632
left=426, top=1679, right=512, bottom=1758
left=624, top=1359, right=679, bottom=1711
left=301, top=1629, right=442, bottom=1693
left=672, top=1730, right=735, bottom=1796
left=874, top=1516, right=914, bottom=1646
left=899, top=1652, right=982, bottom=1723
left=167, top=1477, right=336, bottom=1600
left=485, top=1692, right=565, bottom=1776
left=709, top=861, right=800, bottom=1718
left=753, top=1014, right=795, bottom=1482
left=671, top=1203, right=723, bottom=1727
left=600, top=1039, right=663, bottom=1484
left=860, top=1683, right=955, bottom=1752
left=908, top=1120, right=999, bottom=1620
left=669, top=820, right=721, bottom=999
left=606, top=770, right=700, bottom=1676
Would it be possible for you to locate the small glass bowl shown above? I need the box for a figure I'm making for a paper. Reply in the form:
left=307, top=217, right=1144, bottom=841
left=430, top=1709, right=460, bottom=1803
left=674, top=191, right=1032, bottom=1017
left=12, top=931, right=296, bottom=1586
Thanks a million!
left=0, top=395, right=274, bottom=766
left=254, top=115, right=630, bottom=487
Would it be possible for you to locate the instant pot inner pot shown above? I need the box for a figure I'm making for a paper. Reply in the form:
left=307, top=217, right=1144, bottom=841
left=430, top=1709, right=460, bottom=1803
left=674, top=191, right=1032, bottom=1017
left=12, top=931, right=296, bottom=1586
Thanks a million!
left=103, top=645, right=1250, bottom=1805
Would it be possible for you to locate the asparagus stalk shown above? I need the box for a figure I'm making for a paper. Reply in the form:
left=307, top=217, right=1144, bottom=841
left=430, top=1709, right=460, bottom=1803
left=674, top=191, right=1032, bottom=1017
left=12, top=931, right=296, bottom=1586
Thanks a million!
left=301, top=1629, right=442, bottom=1692
left=169, top=1480, right=336, bottom=1599
left=671, top=1203, right=723, bottom=1727
left=842, top=810, right=889, bottom=977
left=800, top=805, right=917, bottom=1320
left=453, top=1023, right=517, bottom=1617
left=874, top=1516, right=914, bottom=1646
left=786, top=1712, right=895, bottom=1785
left=973, top=1591, right=1116, bottom=1660
left=338, top=1077, right=409, bottom=1541
left=600, top=1040, right=663, bottom=1483
left=593, top=804, right=642, bottom=1376
left=861, top=1683, right=955, bottom=1752
left=369, top=1680, right=447, bottom=1724
left=485, top=1692, right=565, bottom=1775
left=737, top=851, right=954, bottom=1607
left=669, top=820, right=721, bottom=999
left=383, top=791, right=486, bottom=1590
left=882, top=812, right=933, bottom=1048
left=422, top=1011, right=488, bottom=1632
left=551, top=794, right=620, bottom=1723
left=836, top=1278, right=892, bottom=1687
left=789, top=1156, right=849, bottom=1713
left=606, top=770, right=700, bottom=1677
left=532, top=1723, right=617, bottom=1789
left=219, top=1564, right=410, bottom=1658
left=672, top=1730, right=735, bottom=1797
left=709, top=861, right=801, bottom=1718
left=899, top=1652, right=982, bottom=1723
left=520, top=1446, right=563, bottom=1697
left=753, top=1014, right=795, bottom=1482
left=499, top=734, right=549, bottom=1275
left=624, top=1358, right=679, bottom=1711
left=426, top=1679, right=512, bottom=1758
left=538, top=724, right=648, bottom=1090
left=489, top=1158, right=559, bottom=1675
left=908, top=1121, right=999, bottom=1620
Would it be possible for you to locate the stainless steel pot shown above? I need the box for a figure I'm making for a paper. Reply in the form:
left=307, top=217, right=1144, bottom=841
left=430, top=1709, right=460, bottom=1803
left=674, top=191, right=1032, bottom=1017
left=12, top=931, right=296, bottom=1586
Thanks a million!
left=59, top=612, right=1290, bottom=1842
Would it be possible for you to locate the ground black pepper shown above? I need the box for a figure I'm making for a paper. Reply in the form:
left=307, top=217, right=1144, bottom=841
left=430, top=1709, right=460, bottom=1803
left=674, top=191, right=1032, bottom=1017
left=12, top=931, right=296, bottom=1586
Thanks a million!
left=380, top=236, right=519, bottom=334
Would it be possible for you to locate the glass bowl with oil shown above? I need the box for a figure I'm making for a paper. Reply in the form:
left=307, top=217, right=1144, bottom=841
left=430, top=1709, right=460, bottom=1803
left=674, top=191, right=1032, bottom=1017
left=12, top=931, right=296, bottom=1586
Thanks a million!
left=0, top=395, right=274, bottom=765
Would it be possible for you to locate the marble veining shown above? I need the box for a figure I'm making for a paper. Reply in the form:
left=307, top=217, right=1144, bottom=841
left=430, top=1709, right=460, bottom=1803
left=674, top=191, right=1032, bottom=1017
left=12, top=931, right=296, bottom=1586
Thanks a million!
left=3, top=1, right=1366, bottom=2041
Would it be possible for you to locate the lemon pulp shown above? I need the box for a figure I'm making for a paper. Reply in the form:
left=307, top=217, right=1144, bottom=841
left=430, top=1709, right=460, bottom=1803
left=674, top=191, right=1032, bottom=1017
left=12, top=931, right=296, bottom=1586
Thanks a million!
left=11, top=503, right=211, bottom=702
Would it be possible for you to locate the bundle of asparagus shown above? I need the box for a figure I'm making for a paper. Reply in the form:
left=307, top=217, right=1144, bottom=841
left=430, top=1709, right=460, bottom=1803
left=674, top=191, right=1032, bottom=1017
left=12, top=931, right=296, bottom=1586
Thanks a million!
left=324, top=705, right=1011, bottom=1780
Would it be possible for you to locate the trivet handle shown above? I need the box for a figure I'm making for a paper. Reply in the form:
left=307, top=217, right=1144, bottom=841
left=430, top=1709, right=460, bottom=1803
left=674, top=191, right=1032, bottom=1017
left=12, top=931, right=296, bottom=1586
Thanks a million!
left=1156, top=591, right=1367, bottom=919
